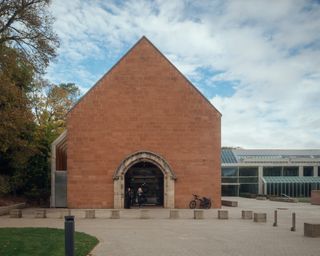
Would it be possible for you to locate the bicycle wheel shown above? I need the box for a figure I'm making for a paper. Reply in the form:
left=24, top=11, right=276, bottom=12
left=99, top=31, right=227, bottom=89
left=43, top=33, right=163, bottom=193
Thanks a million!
left=189, top=200, right=197, bottom=209
left=205, top=201, right=211, bottom=209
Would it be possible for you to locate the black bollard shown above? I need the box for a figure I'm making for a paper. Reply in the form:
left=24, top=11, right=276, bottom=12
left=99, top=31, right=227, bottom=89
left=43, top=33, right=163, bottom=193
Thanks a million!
left=273, top=210, right=277, bottom=227
left=291, top=212, right=296, bottom=232
left=65, top=215, right=75, bottom=256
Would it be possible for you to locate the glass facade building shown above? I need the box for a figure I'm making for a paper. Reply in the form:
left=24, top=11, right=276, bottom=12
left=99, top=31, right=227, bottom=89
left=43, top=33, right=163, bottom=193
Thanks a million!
left=222, top=149, right=320, bottom=197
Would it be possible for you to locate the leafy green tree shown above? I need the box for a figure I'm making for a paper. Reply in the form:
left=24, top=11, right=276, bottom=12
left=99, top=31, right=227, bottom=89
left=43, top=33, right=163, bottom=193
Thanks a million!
left=18, top=81, right=81, bottom=203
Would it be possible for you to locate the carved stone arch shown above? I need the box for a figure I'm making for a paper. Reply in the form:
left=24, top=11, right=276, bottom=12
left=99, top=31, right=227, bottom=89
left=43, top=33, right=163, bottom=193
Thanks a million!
left=113, top=151, right=176, bottom=208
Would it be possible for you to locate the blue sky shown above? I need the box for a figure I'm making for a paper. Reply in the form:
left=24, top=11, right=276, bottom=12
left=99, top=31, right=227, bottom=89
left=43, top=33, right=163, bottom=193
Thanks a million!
left=46, top=0, right=320, bottom=149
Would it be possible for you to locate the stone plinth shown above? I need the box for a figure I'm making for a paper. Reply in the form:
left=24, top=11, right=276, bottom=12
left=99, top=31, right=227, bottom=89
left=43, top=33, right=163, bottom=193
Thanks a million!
left=10, top=209, right=22, bottom=218
left=304, top=223, right=320, bottom=237
left=194, top=210, right=204, bottom=219
left=35, top=209, right=46, bottom=218
left=169, top=209, right=179, bottom=219
left=218, top=210, right=228, bottom=219
left=242, top=210, right=253, bottom=219
left=140, top=209, right=150, bottom=219
left=311, top=190, right=320, bottom=205
left=85, top=210, right=95, bottom=219
left=221, top=200, right=238, bottom=207
left=254, top=213, right=267, bottom=223
left=110, top=210, right=120, bottom=219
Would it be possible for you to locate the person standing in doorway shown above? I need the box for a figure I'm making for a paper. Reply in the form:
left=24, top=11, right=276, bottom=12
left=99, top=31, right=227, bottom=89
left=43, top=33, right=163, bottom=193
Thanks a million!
left=125, top=187, right=133, bottom=209
left=137, top=186, right=143, bottom=208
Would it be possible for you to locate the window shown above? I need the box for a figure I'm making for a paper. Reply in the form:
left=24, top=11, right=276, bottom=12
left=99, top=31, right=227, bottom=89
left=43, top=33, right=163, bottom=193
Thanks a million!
left=239, top=177, right=258, bottom=183
left=263, top=167, right=281, bottom=176
left=239, top=167, right=258, bottom=176
left=222, top=185, right=239, bottom=196
left=283, top=166, right=298, bottom=176
left=222, top=167, right=238, bottom=177
left=222, top=177, right=238, bottom=183
left=303, top=166, right=313, bottom=176
left=318, top=166, right=320, bottom=176
left=239, top=184, right=258, bottom=195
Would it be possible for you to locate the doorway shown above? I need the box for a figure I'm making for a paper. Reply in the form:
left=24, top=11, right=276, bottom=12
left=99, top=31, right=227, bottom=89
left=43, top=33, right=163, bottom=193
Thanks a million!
left=125, top=161, right=164, bottom=206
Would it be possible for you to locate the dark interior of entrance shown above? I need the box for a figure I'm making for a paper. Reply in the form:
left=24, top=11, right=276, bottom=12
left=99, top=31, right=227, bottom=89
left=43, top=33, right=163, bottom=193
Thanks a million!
left=125, top=161, right=164, bottom=206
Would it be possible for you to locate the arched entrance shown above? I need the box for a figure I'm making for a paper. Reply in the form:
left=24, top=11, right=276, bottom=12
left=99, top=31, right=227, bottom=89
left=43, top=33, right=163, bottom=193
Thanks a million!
left=125, top=162, right=164, bottom=206
left=113, top=151, right=176, bottom=208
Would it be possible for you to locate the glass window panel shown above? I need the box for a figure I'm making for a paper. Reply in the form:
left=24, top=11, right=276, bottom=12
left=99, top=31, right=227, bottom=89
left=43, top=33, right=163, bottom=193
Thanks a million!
left=303, top=166, right=313, bottom=176
left=283, top=166, right=298, bottom=176
left=239, top=167, right=258, bottom=176
left=239, top=184, right=258, bottom=195
left=222, top=177, right=238, bottom=183
left=222, top=167, right=238, bottom=177
left=263, top=167, right=281, bottom=176
left=222, top=185, right=239, bottom=196
left=239, top=177, right=258, bottom=183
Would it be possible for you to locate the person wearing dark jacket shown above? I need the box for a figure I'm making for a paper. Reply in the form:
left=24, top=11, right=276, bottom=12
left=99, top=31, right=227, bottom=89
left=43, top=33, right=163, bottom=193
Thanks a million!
left=125, top=187, right=133, bottom=209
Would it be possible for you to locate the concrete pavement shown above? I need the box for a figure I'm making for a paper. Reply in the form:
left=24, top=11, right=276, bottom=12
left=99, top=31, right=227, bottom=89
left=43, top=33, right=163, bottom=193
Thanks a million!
left=0, top=197, right=319, bottom=256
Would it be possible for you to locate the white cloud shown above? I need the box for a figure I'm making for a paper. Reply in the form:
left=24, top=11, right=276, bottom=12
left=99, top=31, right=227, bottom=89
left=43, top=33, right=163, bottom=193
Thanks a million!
left=47, top=0, right=320, bottom=148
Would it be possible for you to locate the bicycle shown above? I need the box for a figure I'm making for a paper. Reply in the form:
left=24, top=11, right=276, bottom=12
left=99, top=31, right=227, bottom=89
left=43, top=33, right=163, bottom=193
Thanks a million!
left=189, top=194, right=212, bottom=209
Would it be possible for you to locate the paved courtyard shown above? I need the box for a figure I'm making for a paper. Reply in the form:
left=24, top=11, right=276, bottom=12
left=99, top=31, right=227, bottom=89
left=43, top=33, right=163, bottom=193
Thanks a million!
left=0, top=197, right=320, bottom=256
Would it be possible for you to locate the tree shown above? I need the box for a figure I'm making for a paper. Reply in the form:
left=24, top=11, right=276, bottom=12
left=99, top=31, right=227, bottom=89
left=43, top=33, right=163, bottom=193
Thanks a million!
left=17, top=80, right=80, bottom=203
left=0, top=46, right=35, bottom=176
left=0, top=0, right=59, bottom=73
left=30, top=80, right=81, bottom=143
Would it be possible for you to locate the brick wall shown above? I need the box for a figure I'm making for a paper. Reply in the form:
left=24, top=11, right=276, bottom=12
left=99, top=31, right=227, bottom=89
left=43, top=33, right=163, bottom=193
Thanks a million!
left=67, top=37, right=221, bottom=208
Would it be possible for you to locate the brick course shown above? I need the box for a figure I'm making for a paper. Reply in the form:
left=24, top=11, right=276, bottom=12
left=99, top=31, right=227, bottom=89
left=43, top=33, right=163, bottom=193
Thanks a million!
left=67, top=37, right=221, bottom=208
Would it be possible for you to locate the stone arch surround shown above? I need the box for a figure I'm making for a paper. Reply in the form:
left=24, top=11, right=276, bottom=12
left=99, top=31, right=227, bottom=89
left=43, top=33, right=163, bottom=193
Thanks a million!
left=113, top=151, right=176, bottom=208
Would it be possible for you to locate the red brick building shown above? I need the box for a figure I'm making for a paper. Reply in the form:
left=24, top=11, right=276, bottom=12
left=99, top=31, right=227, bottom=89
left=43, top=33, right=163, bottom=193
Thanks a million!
left=51, top=37, right=221, bottom=209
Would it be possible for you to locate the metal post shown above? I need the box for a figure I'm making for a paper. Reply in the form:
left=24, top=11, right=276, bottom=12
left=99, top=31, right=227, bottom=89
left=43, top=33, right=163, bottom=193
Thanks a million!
left=65, top=215, right=75, bottom=256
left=273, top=210, right=277, bottom=227
left=291, top=212, right=296, bottom=232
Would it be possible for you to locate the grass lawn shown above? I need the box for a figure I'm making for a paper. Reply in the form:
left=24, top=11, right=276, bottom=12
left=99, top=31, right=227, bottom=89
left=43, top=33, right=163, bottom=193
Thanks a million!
left=0, top=227, right=99, bottom=256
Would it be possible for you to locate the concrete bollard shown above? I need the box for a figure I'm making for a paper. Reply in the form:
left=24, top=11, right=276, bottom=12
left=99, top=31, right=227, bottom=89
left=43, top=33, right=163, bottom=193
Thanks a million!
left=140, top=209, right=150, bottom=219
left=291, top=212, right=296, bottom=231
left=60, top=210, right=70, bottom=219
left=273, top=210, right=277, bottom=227
left=10, top=209, right=22, bottom=218
left=254, top=213, right=267, bottom=223
left=194, top=210, right=204, bottom=219
left=218, top=210, right=228, bottom=219
left=65, top=216, right=75, bottom=256
left=85, top=210, right=95, bottom=219
left=241, top=210, right=253, bottom=220
left=169, top=209, right=179, bottom=219
left=35, top=209, right=46, bottom=218
left=304, top=223, right=320, bottom=237
left=110, top=210, right=120, bottom=219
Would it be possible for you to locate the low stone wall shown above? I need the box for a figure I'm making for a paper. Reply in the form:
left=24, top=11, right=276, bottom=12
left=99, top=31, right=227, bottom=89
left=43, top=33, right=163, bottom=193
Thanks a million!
left=169, top=209, right=179, bottom=219
left=221, top=200, right=238, bottom=207
left=304, top=223, right=320, bottom=237
left=34, top=209, right=46, bottom=218
left=242, top=210, right=253, bottom=220
left=269, top=197, right=298, bottom=203
left=110, top=209, right=120, bottom=219
left=85, top=210, right=95, bottom=219
left=0, top=203, right=26, bottom=216
left=311, top=190, right=320, bottom=205
left=254, top=213, right=267, bottom=223
left=10, top=209, right=22, bottom=218
left=194, top=210, right=204, bottom=219
left=218, top=210, right=228, bottom=219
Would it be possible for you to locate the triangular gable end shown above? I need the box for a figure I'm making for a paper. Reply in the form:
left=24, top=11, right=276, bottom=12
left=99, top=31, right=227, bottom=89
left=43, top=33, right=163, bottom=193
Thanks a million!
left=69, top=36, right=222, bottom=116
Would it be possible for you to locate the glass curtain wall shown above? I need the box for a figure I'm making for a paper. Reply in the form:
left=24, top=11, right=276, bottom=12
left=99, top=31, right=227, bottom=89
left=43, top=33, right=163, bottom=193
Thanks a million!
left=222, top=167, right=258, bottom=196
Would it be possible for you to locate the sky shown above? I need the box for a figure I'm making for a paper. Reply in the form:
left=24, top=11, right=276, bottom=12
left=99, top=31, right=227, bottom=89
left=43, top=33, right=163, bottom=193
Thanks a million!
left=46, top=0, right=320, bottom=149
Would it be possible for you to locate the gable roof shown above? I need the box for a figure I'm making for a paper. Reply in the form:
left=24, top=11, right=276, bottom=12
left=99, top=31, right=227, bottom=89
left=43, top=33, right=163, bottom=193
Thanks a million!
left=69, top=36, right=222, bottom=116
